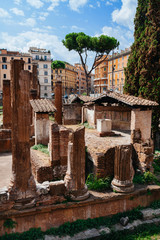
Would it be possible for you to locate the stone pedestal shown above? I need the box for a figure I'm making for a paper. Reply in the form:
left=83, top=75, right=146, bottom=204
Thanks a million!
left=97, top=119, right=112, bottom=133
left=111, top=144, right=134, bottom=193
left=3, top=80, right=11, bottom=129
left=54, top=81, right=62, bottom=124
left=9, top=60, right=36, bottom=200
left=64, top=126, right=89, bottom=200
left=35, top=113, right=50, bottom=145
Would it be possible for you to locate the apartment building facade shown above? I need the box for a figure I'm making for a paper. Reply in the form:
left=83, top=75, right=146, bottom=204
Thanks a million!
left=108, top=48, right=131, bottom=93
left=74, top=63, right=92, bottom=95
left=29, top=47, right=51, bottom=98
left=51, top=62, right=77, bottom=96
left=0, top=49, right=32, bottom=93
left=94, top=56, right=108, bottom=94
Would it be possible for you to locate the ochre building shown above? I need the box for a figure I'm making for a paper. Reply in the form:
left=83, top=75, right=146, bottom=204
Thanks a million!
left=108, top=48, right=131, bottom=93
left=51, top=62, right=77, bottom=96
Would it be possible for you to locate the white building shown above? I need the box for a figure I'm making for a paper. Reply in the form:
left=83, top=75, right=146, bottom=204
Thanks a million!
left=29, top=47, right=51, bottom=98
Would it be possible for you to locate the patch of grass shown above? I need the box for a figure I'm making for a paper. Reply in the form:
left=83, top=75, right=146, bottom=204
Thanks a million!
left=86, top=173, right=112, bottom=191
left=80, top=121, right=94, bottom=129
left=31, top=144, right=49, bottom=156
left=0, top=106, right=3, bottom=110
left=133, top=171, right=159, bottom=185
left=49, top=116, right=55, bottom=122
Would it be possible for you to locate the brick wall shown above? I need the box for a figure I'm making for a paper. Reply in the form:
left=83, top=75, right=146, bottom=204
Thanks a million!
left=63, top=103, right=82, bottom=125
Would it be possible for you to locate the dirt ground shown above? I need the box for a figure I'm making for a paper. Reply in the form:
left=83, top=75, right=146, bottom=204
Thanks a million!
left=0, top=153, right=12, bottom=188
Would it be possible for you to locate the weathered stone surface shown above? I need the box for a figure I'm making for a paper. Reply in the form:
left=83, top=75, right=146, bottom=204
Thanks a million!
left=120, top=216, right=129, bottom=226
left=99, top=226, right=111, bottom=234
left=83, top=228, right=100, bottom=238
left=141, top=208, right=160, bottom=220
left=35, top=113, right=50, bottom=145
left=3, top=80, right=11, bottom=129
left=9, top=60, right=36, bottom=200
left=36, top=181, right=50, bottom=196
left=65, top=126, right=89, bottom=200
left=0, top=187, right=8, bottom=203
left=49, top=181, right=66, bottom=196
left=111, top=144, right=134, bottom=193
left=54, top=81, right=62, bottom=124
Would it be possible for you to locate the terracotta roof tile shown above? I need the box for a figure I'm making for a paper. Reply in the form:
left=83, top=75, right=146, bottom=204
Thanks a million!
left=30, top=99, right=56, bottom=113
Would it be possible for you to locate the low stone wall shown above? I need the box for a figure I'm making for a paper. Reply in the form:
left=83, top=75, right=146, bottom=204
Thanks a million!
left=0, top=129, right=11, bottom=153
left=63, top=103, right=82, bottom=125
left=0, top=185, right=160, bottom=236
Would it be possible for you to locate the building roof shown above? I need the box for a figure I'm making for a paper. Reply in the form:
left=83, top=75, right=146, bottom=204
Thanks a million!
left=69, top=94, right=96, bottom=104
left=30, top=99, right=56, bottom=113
left=93, top=92, right=159, bottom=107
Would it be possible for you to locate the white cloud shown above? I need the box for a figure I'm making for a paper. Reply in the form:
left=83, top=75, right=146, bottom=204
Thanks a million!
left=19, top=18, right=36, bottom=27
left=14, top=0, right=21, bottom=5
left=112, top=0, right=137, bottom=30
left=69, top=0, right=88, bottom=12
left=71, top=25, right=84, bottom=31
left=47, top=0, right=67, bottom=11
left=106, top=1, right=112, bottom=6
left=89, top=4, right=95, bottom=8
left=26, top=0, right=44, bottom=9
left=0, top=8, right=10, bottom=18
left=0, top=31, right=79, bottom=64
left=10, top=8, right=24, bottom=16
left=101, top=25, right=134, bottom=50
left=97, top=1, right=100, bottom=7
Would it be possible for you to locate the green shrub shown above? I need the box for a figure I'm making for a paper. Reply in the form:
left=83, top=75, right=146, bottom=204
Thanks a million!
left=80, top=121, right=94, bottom=129
left=133, top=171, right=159, bottom=185
left=86, top=173, right=112, bottom=191
left=31, top=144, right=49, bottom=156
left=3, top=219, right=17, bottom=229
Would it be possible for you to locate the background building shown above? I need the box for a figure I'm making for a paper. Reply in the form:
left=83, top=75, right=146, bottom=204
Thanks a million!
left=29, top=47, right=51, bottom=99
left=75, top=63, right=92, bottom=95
left=108, top=48, right=131, bottom=93
left=51, top=62, right=77, bottom=96
left=94, top=56, right=108, bottom=94
left=0, top=49, right=32, bottom=93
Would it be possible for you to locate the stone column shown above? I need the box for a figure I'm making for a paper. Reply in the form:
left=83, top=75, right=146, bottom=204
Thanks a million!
left=3, top=80, right=11, bottom=129
left=49, top=122, right=60, bottom=167
left=64, top=126, right=89, bottom=200
left=54, top=81, right=62, bottom=124
left=9, top=60, right=36, bottom=200
left=111, top=144, right=134, bottom=193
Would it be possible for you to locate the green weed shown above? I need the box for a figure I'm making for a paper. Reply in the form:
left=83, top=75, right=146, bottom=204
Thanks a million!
left=31, top=144, right=49, bottom=156
left=86, top=173, right=112, bottom=191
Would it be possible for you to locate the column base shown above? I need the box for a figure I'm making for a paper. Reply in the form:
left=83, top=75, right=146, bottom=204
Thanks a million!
left=111, top=178, right=134, bottom=193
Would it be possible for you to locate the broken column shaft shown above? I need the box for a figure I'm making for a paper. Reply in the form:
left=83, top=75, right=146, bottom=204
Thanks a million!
left=64, top=126, right=89, bottom=200
left=111, top=144, right=134, bottom=193
left=9, top=60, right=35, bottom=199
left=3, top=80, right=11, bottom=129
left=54, top=81, right=62, bottom=124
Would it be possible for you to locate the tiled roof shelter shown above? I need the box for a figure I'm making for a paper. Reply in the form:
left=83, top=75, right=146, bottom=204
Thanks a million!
left=71, top=92, right=158, bottom=108
left=30, top=99, right=56, bottom=113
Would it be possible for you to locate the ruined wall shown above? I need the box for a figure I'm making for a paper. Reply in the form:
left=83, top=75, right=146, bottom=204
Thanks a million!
left=87, top=147, right=115, bottom=178
left=3, top=80, right=11, bottom=129
left=85, top=105, right=131, bottom=130
left=131, top=109, right=152, bottom=142
left=63, top=103, right=82, bottom=125
left=0, top=129, right=11, bottom=153
left=35, top=113, right=50, bottom=145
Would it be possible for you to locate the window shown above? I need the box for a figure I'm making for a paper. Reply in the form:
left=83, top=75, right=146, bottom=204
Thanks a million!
left=60, top=70, right=62, bottom=73
left=2, top=57, right=6, bottom=63
left=44, top=93, right=48, bottom=97
left=3, top=74, right=6, bottom=78
left=2, top=65, right=7, bottom=69
left=20, top=57, right=23, bottom=60
left=104, top=74, right=106, bottom=78
left=36, top=55, right=39, bottom=60
left=43, top=64, right=48, bottom=68
left=37, top=64, right=39, bottom=68
left=44, top=56, right=47, bottom=60
left=104, top=62, right=106, bottom=65
left=44, top=71, right=48, bottom=75
left=44, top=86, right=47, bottom=90
left=44, top=79, right=48, bottom=83
left=28, top=65, right=31, bottom=70
left=11, top=57, right=14, bottom=60
left=122, top=56, right=124, bottom=60
left=55, top=70, right=58, bottom=74
left=104, top=67, right=106, bottom=71
left=28, top=58, right=31, bottom=63
left=104, top=80, right=106, bottom=84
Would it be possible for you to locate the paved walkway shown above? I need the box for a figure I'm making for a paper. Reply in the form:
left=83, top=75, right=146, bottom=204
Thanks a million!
left=0, top=153, right=12, bottom=188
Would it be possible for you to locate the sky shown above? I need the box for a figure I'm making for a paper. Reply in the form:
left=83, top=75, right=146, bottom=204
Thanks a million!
left=0, top=0, right=138, bottom=69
